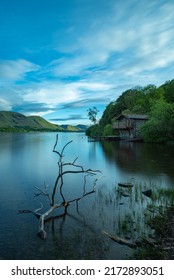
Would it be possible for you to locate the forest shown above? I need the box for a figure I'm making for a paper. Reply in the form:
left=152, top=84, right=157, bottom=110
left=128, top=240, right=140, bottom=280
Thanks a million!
left=86, top=79, right=174, bottom=142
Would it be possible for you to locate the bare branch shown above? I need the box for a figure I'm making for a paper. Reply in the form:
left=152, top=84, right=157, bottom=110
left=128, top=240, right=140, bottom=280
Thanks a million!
left=18, top=209, right=41, bottom=219
left=53, top=134, right=61, bottom=156
left=61, top=140, right=73, bottom=157
left=20, top=134, right=102, bottom=239
left=59, top=166, right=66, bottom=205
left=35, top=202, right=44, bottom=213
left=73, top=157, right=78, bottom=164
left=51, top=135, right=101, bottom=206
left=62, top=169, right=101, bottom=176
left=83, top=174, right=90, bottom=195
left=34, top=186, right=52, bottom=205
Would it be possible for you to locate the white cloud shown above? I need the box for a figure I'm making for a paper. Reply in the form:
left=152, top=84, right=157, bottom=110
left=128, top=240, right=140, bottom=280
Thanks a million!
left=1, top=0, right=174, bottom=122
left=26, top=110, right=54, bottom=117
left=48, top=0, right=174, bottom=89
left=0, top=59, right=40, bottom=82
left=0, top=76, right=113, bottom=117
left=24, top=82, right=79, bottom=106
left=0, top=98, right=12, bottom=111
left=23, top=80, right=112, bottom=107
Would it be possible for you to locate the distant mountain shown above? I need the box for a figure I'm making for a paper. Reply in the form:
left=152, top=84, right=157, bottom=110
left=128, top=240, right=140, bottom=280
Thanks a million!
left=76, top=124, right=88, bottom=131
left=61, top=124, right=88, bottom=132
left=0, top=111, right=63, bottom=132
left=0, top=111, right=87, bottom=132
left=27, top=115, right=63, bottom=131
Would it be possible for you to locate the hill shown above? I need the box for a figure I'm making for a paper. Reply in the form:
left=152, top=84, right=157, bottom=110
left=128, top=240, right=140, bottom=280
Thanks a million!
left=76, top=124, right=88, bottom=131
left=61, top=124, right=87, bottom=132
left=0, top=111, right=61, bottom=132
left=27, top=115, right=63, bottom=131
left=0, top=111, right=87, bottom=132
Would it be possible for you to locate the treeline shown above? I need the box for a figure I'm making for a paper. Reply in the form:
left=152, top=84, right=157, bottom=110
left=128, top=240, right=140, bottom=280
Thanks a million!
left=0, top=126, right=62, bottom=133
left=86, top=79, right=174, bottom=142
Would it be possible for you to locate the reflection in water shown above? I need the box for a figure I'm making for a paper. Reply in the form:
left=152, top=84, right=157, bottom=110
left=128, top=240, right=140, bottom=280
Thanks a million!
left=100, top=141, right=174, bottom=185
left=0, top=133, right=174, bottom=259
left=98, top=184, right=151, bottom=236
left=42, top=204, right=110, bottom=259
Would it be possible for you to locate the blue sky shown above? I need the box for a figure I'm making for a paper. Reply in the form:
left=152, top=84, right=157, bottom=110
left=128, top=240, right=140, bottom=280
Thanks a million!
left=0, top=0, right=174, bottom=125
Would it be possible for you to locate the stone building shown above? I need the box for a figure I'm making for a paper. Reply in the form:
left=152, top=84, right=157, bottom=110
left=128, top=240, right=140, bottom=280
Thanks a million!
left=112, top=114, right=148, bottom=139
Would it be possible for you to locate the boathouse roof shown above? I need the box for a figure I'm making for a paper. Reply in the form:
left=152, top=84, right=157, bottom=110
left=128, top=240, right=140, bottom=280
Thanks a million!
left=115, top=114, right=148, bottom=120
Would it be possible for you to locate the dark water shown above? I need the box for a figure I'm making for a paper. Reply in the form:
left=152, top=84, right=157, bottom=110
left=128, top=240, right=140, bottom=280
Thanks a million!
left=0, top=132, right=174, bottom=260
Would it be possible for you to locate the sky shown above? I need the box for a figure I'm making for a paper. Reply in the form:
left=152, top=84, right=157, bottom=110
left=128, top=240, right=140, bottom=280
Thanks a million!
left=0, top=0, right=174, bottom=125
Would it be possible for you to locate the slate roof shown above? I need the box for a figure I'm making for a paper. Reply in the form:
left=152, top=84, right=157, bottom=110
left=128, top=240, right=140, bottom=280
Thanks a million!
left=116, top=114, right=148, bottom=120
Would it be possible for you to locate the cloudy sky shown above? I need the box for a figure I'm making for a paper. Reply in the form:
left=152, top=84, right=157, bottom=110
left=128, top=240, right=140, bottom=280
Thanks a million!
left=0, top=0, right=174, bottom=125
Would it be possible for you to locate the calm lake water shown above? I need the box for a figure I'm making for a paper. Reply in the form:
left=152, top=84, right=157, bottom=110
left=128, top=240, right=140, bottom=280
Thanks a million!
left=0, top=132, right=174, bottom=260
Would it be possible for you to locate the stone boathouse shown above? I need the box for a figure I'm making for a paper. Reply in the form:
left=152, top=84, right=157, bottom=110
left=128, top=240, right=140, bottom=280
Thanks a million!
left=112, top=114, right=148, bottom=140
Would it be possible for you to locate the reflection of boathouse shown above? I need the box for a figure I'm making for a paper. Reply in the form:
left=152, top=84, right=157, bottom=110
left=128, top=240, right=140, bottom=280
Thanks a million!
left=112, top=114, right=148, bottom=139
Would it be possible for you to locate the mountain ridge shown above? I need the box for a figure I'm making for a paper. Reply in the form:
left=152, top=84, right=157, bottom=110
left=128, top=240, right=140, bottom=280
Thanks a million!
left=0, top=111, right=87, bottom=132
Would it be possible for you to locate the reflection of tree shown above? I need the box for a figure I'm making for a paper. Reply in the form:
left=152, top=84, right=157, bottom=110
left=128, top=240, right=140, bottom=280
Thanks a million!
left=88, top=141, right=103, bottom=164
left=45, top=201, right=95, bottom=240
left=100, top=141, right=174, bottom=179
left=43, top=203, right=109, bottom=259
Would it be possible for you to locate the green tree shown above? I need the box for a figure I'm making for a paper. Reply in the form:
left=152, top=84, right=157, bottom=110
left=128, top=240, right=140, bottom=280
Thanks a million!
left=161, top=79, right=174, bottom=103
left=141, top=100, right=174, bottom=142
left=103, top=124, right=114, bottom=136
left=85, top=124, right=103, bottom=137
left=86, top=79, right=174, bottom=140
left=87, top=107, right=99, bottom=124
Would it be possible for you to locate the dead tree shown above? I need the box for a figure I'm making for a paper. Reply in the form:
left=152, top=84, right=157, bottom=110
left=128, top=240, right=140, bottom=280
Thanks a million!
left=19, top=134, right=101, bottom=239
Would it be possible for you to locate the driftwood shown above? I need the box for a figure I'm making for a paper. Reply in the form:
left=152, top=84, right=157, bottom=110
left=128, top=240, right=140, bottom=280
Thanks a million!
left=102, top=231, right=157, bottom=250
left=118, top=183, right=134, bottom=188
left=102, top=231, right=137, bottom=249
left=20, top=134, right=101, bottom=239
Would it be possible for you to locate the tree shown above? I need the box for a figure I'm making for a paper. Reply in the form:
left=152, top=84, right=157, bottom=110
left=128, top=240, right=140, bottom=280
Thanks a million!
left=161, top=79, right=174, bottom=103
left=103, top=124, right=114, bottom=136
left=87, top=107, right=99, bottom=124
left=141, top=101, right=174, bottom=142
left=19, top=134, right=101, bottom=239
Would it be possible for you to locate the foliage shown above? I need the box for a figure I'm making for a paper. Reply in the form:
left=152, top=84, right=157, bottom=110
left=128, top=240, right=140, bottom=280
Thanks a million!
left=87, top=107, right=99, bottom=124
left=86, top=78, right=174, bottom=142
left=132, top=184, right=174, bottom=259
left=103, top=124, right=114, bottom=136
left=141, top=101, right=174, bottom=142
left=134, top=245, right=166, bottom=260
left=161, top=79, right=174, bottom=103
left=85, top=124, right=103, bottom=137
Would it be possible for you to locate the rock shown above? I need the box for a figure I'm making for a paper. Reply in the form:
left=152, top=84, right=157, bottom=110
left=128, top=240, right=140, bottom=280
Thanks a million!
left=37, top=229, right=47, bottom=239
left=142, top=189, right=152, bottom=198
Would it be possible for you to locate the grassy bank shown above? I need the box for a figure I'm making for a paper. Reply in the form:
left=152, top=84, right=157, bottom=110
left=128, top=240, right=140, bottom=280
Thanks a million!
left=133, top=186, right=174, bottom=259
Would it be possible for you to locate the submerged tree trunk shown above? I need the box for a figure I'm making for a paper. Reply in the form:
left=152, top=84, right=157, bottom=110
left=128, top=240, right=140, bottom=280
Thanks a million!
left=102, top=231, right=137, bottom=249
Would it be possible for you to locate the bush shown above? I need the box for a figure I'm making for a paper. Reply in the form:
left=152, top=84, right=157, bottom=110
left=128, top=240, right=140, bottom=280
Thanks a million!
left=141, top=101, right=174, bottom=142
left=85, top=124, right=103, bottom=137
left=103, top=124, right=114, bottom=136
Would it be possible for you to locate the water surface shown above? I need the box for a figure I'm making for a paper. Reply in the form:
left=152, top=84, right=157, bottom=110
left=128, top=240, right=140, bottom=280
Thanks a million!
left=0, top=132, right=174, bottom=259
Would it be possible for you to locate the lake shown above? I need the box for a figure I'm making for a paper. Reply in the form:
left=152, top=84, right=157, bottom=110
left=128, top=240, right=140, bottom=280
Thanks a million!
left=0, top=132, right=174, bottom=260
